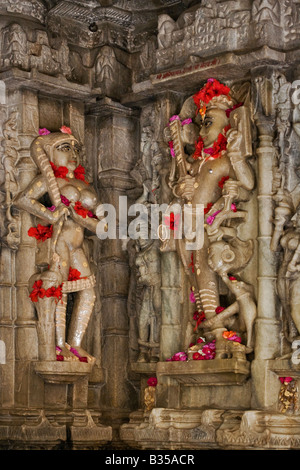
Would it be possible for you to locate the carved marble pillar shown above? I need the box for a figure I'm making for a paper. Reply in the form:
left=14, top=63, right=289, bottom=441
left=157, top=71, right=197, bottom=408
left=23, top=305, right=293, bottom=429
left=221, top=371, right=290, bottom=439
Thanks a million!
left=87, top=98, right=140, bottom=427
left=251, top=72, right=281, bottom=409
left=0, top=87, right=39, bottom=408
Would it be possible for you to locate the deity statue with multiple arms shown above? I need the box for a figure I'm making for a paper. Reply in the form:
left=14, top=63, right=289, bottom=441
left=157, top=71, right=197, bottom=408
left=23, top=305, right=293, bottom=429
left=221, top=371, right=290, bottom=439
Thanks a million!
left=14, top=127, right=103, bottom=363
left=163, top=78, right=256, bottom=359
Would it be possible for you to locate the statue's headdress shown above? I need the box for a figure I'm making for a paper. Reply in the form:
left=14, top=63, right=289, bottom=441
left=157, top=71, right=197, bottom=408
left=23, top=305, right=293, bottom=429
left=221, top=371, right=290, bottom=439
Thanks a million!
left=193, top=78, right=234, bottom=119
left=30, top=127, right=79, bottom=207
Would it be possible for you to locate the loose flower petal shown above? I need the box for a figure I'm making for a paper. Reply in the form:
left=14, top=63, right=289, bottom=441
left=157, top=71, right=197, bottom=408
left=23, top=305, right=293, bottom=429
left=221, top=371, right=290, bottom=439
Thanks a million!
left=60, top=125, right=72, bottom=134
left=39, top=128, right=50, bottom=135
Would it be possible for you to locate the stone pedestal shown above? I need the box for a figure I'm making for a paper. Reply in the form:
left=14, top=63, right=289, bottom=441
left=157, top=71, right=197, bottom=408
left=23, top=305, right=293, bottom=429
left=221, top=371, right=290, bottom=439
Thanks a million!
left=1, top=361, right=113, bottom=450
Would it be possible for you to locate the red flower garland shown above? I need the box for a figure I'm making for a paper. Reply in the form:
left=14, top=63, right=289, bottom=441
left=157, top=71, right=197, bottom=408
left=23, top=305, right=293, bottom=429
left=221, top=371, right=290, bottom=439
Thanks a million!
left=218, top=175, right=229, bottom=189
left=192, top=136, right=204, bottom=160
left=74, top=201, right=89, bottom=218
left=74, top=164, right=88, bottom=184
left=51, top=161, right=89, bottom=184
left=28, top=224, right=53, bottom=242
left=203, top=133, right=227, bottom=159
left=50, top=161, right=69, bottom=180
left=30, top=280, right=63, bottom=303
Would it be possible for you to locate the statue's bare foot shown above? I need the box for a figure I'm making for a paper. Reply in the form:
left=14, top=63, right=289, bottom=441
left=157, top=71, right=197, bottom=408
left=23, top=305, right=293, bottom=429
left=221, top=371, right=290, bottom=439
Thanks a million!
left=56, top=345, right=79, bottom=362
left=66, top=344, right=95, bottom=364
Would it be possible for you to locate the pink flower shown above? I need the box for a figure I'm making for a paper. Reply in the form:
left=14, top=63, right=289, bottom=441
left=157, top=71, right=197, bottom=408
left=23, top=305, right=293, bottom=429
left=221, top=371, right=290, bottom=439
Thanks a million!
left=181, top=118, right=192, bottom=126
left=39, top=128, right=50, bottom=135
left=60, top=125, right=72, bottom=135
left=47, top=205, right=56, bottom=212
left=147, top=377, right=157, bottom=387
left=231, top=203, right=237, bottom=212
left=190, top=291, right=196, bottom=303
left=206, top=210, right=221, bottom=225
left=223, top=331, right=241, bottom=343
left=169, top=115, right=180, bottom=122
left=172, top=352, right=187, bottom=361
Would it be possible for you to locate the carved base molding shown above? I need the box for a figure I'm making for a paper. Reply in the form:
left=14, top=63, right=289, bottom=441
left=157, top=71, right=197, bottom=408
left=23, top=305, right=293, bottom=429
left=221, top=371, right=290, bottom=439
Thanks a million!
left=120, top=408, right=300, bottom=450
left=0, top=409, right=112, bottom=450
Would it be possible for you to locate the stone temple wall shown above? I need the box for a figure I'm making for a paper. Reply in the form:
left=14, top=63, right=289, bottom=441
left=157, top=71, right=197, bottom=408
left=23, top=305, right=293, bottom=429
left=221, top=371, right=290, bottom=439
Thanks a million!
left=0, top=0, right=300, bottom=450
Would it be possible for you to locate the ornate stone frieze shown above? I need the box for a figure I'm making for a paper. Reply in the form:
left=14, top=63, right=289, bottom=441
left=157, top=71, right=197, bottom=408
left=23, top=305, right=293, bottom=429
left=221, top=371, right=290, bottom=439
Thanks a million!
left=155, top=1, right=253, bottom=72
left=0, top=0, right=46, bottom=24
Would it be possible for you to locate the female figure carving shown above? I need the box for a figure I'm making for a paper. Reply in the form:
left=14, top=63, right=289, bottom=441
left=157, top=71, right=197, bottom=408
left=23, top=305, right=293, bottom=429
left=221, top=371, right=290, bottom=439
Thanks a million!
left=15, top=128, right=101, bottom=363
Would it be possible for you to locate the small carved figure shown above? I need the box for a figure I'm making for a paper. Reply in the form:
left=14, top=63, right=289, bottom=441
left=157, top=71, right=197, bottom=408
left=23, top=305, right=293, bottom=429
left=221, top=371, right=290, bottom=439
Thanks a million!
left=1, top=23, right=29, bottom=70
left=95, top=46, right=115, bottom=84
left=135, top=238, right=161, bottom=363
left=164, top=78, right=255, bottom=358
left=14, top=128, right=103, bottom=363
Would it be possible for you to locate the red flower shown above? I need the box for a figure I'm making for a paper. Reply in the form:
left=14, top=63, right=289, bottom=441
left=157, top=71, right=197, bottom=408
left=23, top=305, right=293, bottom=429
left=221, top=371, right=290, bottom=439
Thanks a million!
left=50, top=161, right=68, bottom=180
left=45, top=285, right=63, bottom=302
left=164, top=212, right=180, bottom=231
left=192, top=136, right=204, bottom=160
left=87, top=210, right=98, bottom=219
left=61, top=195, right=70, bottom=206
left=56, top=355, right=64, bottom=361
left=147, top=377, right=158, bottom=387
left=204, top=202, right=213, bottom=214
left=225, top=102, right=243, bottom=118
left=193, top=352, right=202, bottom=360
left=193, top=311, right=206, bottom=331
left=30, top=280, right=46, bottom=302
left=216, top=306, right=225, bottom=314
left=79, top=357, right=88, bottom=363
left=28, top=224, right=53, bottom=242
left=68, top=267, right=82, bottom=281
left=218, top=175, right=229, bottom=189
left=193, top=79, right=231, bottom=108
left=223, top=124, right=231, bottom=134
left=74, top=201, right=89, bottom=218
left=168, top=140, right=175, bottom=158
left=74, top=165, right=88, bottom=183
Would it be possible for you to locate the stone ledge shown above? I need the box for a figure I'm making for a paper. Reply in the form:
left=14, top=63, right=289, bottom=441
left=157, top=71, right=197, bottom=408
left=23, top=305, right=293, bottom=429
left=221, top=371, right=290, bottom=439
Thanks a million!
left=33, top=361, right=93, bottom=384
left=156, top=358, right=250, bottom=386
left=270, top=358, right=300, bottom=379
left=131, top=362, right=157, bottom=375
